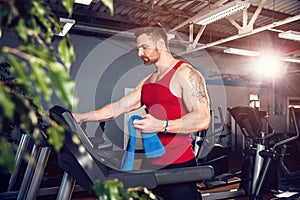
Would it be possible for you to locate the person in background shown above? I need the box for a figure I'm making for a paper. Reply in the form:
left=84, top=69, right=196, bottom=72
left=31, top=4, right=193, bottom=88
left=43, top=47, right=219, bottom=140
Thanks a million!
left=73, top=21, right=210, bottom=200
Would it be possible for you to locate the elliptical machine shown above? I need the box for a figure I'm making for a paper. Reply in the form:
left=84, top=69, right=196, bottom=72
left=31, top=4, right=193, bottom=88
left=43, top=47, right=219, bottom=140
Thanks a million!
left=228, top=106, right=299, bottom=199
left=196, top=106, right=299, bottom=200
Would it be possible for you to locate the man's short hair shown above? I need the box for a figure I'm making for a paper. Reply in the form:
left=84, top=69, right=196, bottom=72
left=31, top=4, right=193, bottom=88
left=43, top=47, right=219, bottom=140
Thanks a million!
left=135, top=22, right=168, bottom=49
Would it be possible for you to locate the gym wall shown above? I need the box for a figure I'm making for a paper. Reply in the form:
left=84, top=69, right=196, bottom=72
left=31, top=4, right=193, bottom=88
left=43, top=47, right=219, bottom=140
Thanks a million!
left=1, top=30, right=299, bottom=148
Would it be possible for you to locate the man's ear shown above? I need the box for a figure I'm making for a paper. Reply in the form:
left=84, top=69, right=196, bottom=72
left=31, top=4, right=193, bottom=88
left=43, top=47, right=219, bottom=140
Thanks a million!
left=157, top=38, right=167, bottom=51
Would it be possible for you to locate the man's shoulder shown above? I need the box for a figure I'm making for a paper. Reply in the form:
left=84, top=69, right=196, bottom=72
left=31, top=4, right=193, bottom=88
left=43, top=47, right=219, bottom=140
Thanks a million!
left=177, top=62, right=200, bottom=76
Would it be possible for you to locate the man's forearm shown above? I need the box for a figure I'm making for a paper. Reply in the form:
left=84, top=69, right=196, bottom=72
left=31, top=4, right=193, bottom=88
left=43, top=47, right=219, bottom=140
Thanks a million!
left=94, top=103, right=119, bottom=122
left=166, top=111, right=210, bottom=134
left=74, top=103, right=116, bottom=123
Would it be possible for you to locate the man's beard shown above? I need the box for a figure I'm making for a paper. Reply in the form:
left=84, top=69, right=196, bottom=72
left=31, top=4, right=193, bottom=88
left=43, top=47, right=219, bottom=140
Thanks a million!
left=142, top=56, right=159, bottom=65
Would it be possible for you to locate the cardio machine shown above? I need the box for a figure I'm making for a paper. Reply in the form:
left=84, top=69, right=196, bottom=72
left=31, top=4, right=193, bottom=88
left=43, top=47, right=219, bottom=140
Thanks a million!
left=48, top=105, right=215, bottom=199
left=196, top=106, right=299, bottom=200
left=228, top=106, right=299, bottom=199
left=278, top=108, right=300, bottom=192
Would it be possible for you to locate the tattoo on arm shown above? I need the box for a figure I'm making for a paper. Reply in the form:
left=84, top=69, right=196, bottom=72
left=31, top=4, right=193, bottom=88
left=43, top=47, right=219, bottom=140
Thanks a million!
left=189, top=70, right=208, bottom=103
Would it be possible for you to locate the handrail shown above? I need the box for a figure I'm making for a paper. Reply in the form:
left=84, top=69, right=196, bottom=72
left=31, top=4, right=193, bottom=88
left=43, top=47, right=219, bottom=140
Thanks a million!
left=273, top=107, right=299, bottom=149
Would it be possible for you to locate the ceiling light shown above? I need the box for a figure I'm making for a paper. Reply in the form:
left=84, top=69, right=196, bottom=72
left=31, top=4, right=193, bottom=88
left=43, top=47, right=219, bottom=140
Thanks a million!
left=194, top=0, right=250, bottom=25
left=75, top=0, right=93, bottom=5
left=254, top=53, right=284, bottom=79
left=56, top=18, right=75, bottom=37
left=283, top=57, right=300, bottom=63
left=278, top=30, right=300, bottom=41
left=224, top=47, right=260, bottom=57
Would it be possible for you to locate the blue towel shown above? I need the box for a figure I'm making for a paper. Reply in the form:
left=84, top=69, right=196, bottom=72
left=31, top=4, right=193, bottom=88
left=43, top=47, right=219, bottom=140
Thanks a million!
left=120, top=115, right=165, bottom=171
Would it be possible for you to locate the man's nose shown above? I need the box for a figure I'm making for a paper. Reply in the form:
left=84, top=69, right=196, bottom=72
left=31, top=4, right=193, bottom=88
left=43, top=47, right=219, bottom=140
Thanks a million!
left=137, top=48, right=143, bottom=57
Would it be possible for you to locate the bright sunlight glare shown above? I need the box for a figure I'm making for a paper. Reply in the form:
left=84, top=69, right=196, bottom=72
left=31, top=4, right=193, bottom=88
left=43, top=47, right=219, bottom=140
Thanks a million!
left=254, top=52, right=285, bottom=79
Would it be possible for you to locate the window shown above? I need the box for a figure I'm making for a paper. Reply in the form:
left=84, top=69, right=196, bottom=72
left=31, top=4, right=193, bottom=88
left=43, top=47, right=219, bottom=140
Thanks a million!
left=249, top=94, right=260, bottom=109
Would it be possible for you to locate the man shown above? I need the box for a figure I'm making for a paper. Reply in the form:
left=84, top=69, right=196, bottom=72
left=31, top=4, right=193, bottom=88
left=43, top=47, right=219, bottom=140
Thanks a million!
left=73, top=22, right=210, bottom=200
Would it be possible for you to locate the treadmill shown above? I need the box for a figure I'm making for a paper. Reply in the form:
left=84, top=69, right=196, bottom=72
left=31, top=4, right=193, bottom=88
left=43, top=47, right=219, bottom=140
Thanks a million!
left=49, top=105, right=215, bottom=199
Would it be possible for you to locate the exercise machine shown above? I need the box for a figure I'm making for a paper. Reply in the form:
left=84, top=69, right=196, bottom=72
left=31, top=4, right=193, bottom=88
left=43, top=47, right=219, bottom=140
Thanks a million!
left=48, top=105, right=215, bottom=199
left=278, top=108, right=300, bottom=192
left=0, top=108, right=64, bottom=200
left=196, top=106, right=299, bottom=200
left=228, top=106, right=299, bottom=199
left=0, top=62, right=64, bottom=200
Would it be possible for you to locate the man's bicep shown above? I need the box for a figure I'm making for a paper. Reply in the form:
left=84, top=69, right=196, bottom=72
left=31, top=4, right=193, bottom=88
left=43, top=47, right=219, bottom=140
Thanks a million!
left=189, top=69, right=209, bottom=103
left=117, top=87, right=142, bottom=112
left=118, top=77, right=148, bottom=112
left=182, top=68, right=209, bottom=111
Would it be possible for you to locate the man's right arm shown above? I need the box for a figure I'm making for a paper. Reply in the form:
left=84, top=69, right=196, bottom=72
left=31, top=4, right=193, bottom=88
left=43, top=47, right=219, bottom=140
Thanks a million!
left=73, top=78, right=147, bottom=123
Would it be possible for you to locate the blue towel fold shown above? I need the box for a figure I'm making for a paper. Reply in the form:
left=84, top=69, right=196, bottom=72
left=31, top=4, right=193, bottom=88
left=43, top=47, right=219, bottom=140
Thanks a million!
left=142, top=132, right=165, bottom=158
left=120, top=115, right=165, bottom=171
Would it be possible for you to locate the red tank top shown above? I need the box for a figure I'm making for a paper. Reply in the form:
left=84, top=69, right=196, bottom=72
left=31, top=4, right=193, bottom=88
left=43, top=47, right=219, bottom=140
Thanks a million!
left=141, top=60, right=195, bottom=165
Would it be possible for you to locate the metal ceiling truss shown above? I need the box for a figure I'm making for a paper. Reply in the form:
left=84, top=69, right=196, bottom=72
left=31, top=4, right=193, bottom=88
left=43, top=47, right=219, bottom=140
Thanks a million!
left=46, top=0, right=300, bottom=61
left=174, top=0, right=300, bottom=57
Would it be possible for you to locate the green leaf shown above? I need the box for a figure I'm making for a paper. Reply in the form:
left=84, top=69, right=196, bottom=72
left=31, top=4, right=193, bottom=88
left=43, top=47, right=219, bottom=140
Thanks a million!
left=0, top=84, right=15, bottom=118
left=31, top=62, right=52, bottom=102
left=31, top=1, right=53, bottom=44
left=94, top=179, right=123, bottom=199
left=49, top=62, right=77, bottom=109
left=16, top=18, right=28, bottom=43
left=0, top=139, right=15, bottom=173
left=58, top=38, right=75, bottom=70
left=61, top=0, right=74, bottom=16
left=47, top=125, right=65, bottom=152
left=21, top=45, right=55, bottom=64
left=32, top=1, right=47, bottom=17
left=101, top=0, right=114, bottom=15
left=94, top=180, right=106, bottom=197
left=8, top=56, right=33, bottom=95
left=93, top=179, right=159, bottom=200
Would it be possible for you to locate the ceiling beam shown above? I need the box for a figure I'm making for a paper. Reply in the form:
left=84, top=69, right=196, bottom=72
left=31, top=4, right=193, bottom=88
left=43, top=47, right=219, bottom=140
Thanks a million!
left=169, top=0, right=229, bottom=33
left=247, top=4, right=295, bottom=20
left=168, top=0, right=297, bottom=34
left=48, top=0, right=197, bottom=31
left=175, top=14, right=300, bottom=57
left=113, top=0, right=190, bottom=18
left=192, top=25, right=206, bottom=49
left=226, top=0, right=267, bottom=35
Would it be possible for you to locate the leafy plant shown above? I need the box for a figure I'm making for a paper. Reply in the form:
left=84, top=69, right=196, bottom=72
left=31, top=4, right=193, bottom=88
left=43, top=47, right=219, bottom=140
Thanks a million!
left=93, top=179, right=160, bottom=200
left=0, top=0, right=77, bottom=153
left=0, top=0, right=112, bottom=165
left=0, top=1, right=158, bottom=200
left=0, top=0, right=112, bottom=179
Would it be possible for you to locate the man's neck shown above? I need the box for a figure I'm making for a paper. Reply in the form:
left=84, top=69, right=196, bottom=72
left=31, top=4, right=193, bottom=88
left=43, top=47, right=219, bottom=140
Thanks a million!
left=155, top=53, right=178, bottom=74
